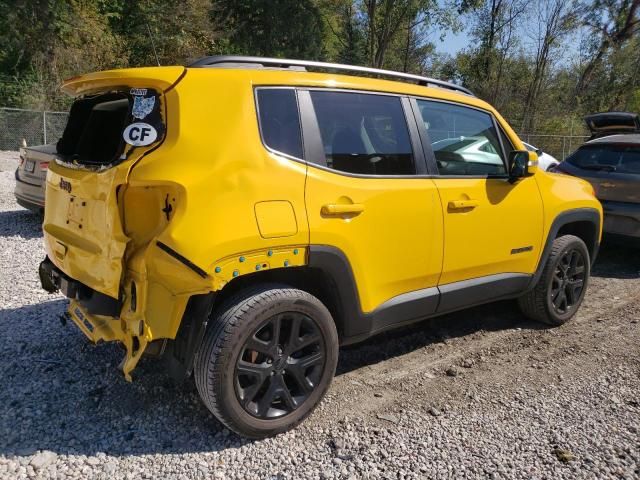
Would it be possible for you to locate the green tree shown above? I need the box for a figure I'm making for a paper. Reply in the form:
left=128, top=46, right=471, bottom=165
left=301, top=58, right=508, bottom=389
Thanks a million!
left=212, top=0, right=326, bottom=59
left=0, top=0, right=126, bottom=109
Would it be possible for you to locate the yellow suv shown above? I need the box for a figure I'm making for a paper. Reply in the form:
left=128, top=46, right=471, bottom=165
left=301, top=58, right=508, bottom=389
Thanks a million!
left=38, top=56, right=602, bottom=438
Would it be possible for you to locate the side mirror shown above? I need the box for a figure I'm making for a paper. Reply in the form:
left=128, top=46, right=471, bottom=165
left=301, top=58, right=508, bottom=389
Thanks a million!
left=508, top=150, right=537, bottom=183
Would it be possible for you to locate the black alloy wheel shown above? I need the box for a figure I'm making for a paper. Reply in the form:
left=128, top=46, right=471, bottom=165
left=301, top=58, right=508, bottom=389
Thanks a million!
left=195, top=286, right=338, bottom=438
left=235, top=312, right=325, bottom=419
left=518, top=234, right=591, bottom=326
left=550, top=247, right=587, bottom=315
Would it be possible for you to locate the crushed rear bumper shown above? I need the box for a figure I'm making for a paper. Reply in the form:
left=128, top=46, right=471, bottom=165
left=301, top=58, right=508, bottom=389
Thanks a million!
left=39, top=257, right=146, bottom=381
left=39, top=257, right=121, bottom=316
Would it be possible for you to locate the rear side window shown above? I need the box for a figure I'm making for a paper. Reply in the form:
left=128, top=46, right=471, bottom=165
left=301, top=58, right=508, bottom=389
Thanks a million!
left=566, top=145, right=640, bottom=174
left=417, top=99, right=507, bottom=176
left=256, top=89, right=303, bottom=159
left=309, top=91, right=415, bottom=175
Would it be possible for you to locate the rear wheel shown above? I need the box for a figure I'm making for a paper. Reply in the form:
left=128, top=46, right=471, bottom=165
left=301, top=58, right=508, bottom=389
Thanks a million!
left=518, top=235, right=590, bottom=325
left=194, top=285, right=338, bottom=438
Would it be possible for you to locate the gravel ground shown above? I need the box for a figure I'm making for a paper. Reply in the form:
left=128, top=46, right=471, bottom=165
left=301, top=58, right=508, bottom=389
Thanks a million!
left=0, top=149, right=639, bottom=479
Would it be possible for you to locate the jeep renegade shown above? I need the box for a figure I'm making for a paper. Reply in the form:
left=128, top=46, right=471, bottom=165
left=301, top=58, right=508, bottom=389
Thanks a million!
left=38, top=56, right=602, bottom=438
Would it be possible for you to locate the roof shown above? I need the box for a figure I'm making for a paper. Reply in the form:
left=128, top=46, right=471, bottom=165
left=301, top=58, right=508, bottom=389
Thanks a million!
left=584, top=134, right=640, bottom=145
left=188, top=55, right=474, bottom=97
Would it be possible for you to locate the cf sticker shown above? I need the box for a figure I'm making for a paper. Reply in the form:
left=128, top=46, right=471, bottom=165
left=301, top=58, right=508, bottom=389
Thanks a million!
left=123, top=122, right=158, bottom=146
left=59, top=178, right=72, bottom=193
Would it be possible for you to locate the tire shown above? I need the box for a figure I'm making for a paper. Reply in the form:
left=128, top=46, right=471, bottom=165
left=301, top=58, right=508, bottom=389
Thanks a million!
left=194, top=284, right=339, bottom=438
left=518, top=234, right=590, bottom=326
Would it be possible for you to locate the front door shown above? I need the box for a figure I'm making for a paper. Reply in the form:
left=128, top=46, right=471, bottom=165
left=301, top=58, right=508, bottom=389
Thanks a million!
left=301, top=89, right=444, bottom=315
left=413, top=98, right=543, bottom=305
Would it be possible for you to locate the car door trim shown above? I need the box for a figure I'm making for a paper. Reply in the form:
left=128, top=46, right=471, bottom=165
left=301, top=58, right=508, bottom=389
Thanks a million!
left=437, top=272, right=531, bottom=313
left=308, top=245, right=534, bottom=345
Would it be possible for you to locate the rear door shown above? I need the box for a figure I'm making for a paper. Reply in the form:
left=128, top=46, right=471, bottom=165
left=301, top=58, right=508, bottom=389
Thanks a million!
left=43, top=68, right=182, bottom=299
left=300, top=89, right=443, bottom=315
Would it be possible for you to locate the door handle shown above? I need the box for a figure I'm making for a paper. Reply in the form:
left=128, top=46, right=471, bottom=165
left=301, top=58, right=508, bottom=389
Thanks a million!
left=321, top=203, right=365, bottom=215
left=448, top=199, right=478, bottom=210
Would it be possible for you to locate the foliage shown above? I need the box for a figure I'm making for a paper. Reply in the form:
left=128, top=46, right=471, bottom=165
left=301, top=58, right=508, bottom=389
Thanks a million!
left=0, top=0, right=639, bottom=136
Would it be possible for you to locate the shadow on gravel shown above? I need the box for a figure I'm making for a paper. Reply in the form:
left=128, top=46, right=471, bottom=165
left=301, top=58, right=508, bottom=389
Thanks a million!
left=592, top=240, right=640, bottom=279
left=0, top=300, right=251, bottom=458
left=336, top=299, right=542, bottom=376
left=0, top=209, right=42, bottom=239
left=1, top=239, right=636, bottom=459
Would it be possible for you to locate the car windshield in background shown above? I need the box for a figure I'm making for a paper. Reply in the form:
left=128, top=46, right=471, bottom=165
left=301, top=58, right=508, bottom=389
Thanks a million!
left=566, top=145, right=640, bottom=174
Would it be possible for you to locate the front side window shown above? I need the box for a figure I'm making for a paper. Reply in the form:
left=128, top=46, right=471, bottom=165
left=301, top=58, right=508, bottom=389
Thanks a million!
left=256, top=88, right=304, bottom=159
left=310, top=91, right=415, bottom=175
left=417, top=99, right=507, bottom=176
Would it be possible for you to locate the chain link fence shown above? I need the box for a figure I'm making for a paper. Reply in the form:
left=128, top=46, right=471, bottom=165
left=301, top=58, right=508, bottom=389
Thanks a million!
left=1, top=106, right=589, bottom=161
left=519, top=133, right=590, bottom=162
left=0, top=107, right=69, bottom=151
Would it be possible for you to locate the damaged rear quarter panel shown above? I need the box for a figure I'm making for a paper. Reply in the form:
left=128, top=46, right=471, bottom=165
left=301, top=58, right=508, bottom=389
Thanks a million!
left=123, top=69, right=310, bottom=340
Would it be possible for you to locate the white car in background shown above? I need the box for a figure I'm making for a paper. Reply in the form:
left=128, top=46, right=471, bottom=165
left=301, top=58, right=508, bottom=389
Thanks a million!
left=523, top=141, right=559, bottom=171
left=431, top=137, right=559, bottom=171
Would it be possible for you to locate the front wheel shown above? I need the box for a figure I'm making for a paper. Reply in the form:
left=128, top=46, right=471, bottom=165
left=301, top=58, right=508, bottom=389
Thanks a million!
left=518, top=234, right=590, bottom=326
left=194, top=285, right=338, bottom=438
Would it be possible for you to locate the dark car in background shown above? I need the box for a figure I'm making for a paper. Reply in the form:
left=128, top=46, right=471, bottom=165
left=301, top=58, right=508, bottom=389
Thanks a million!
left=554, top=112, right=640, bottom=242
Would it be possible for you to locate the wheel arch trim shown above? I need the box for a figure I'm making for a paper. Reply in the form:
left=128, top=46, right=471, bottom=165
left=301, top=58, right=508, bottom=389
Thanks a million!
left=528, top=207, right=601, bottom=290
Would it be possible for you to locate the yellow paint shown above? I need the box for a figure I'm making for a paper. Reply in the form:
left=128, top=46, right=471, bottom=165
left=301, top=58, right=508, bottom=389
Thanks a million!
left=42, top=65, right=602, bottom=379
left=433, top=177, right=544, bottom=284
left=61, top=67, right=185, bottom=96
left=305, top=169, right=444, bottom=313
left=254, top=201, right=298, bottom=238
left=44, top=164, right=129, bottom=298
left=67, top=300, right=147, bottom=381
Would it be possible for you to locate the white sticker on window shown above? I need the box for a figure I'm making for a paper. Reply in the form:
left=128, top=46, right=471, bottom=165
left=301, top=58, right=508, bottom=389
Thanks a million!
left=123, top=122, right=158, bottom=146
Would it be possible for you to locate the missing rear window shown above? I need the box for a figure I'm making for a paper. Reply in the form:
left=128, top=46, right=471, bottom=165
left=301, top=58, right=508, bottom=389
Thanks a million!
left=56, top=89, right=163, bottom=168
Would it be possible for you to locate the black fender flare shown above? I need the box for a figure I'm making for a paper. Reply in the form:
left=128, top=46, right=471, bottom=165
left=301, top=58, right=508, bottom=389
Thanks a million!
left=308, top=246, right=439, bottom=344
left=526, top=207, right=601, bottom=290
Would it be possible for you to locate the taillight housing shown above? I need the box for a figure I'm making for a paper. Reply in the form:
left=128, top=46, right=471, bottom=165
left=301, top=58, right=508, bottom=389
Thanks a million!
left=40, top=162, right=49, bottom=171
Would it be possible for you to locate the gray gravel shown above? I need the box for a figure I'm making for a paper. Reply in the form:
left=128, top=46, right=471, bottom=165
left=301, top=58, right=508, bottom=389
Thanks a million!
left=0, top=149, right=639, bottom=479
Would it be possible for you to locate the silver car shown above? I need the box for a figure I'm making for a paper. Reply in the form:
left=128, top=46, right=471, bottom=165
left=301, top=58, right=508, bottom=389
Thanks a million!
left=14, top=144, right=56, bottom=213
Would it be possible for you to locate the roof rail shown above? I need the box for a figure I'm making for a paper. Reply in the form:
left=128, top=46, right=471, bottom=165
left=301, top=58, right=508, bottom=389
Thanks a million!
left=188, top=55, right=474, bottom=96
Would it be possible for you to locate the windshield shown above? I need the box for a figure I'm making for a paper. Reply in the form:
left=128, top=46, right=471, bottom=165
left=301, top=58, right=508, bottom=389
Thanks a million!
left=566, top=144, right=640, bottom=174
